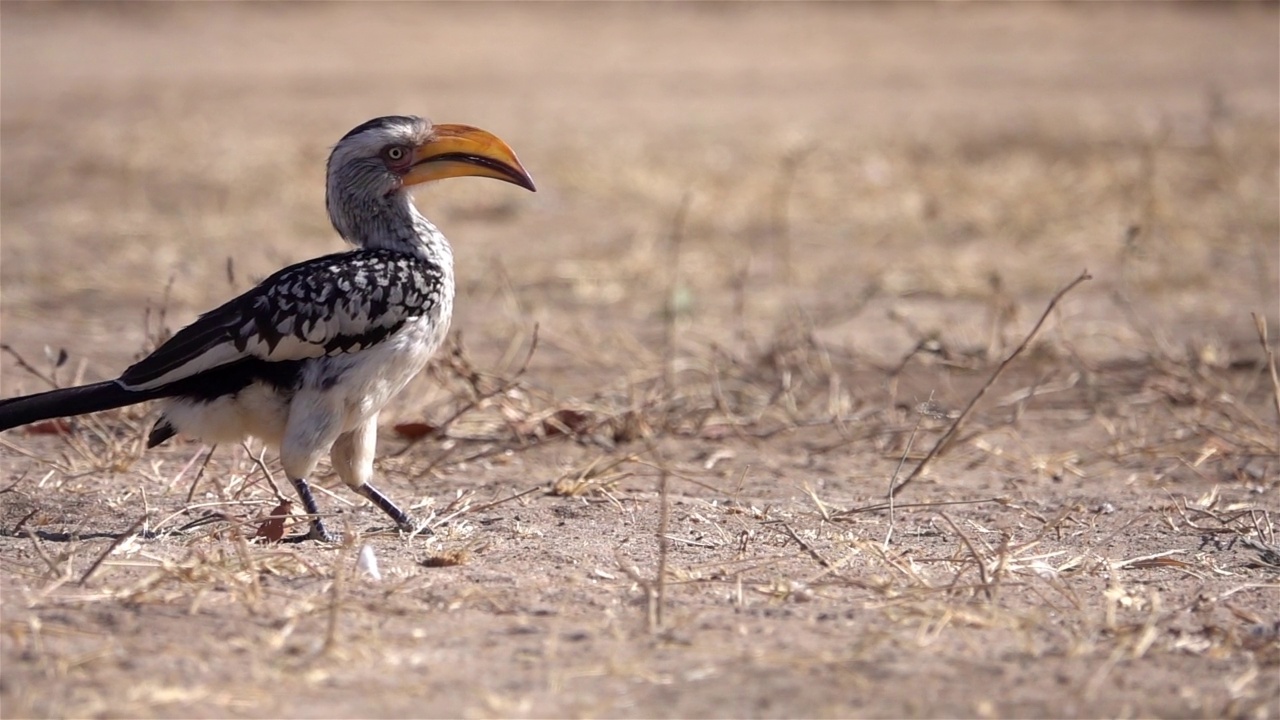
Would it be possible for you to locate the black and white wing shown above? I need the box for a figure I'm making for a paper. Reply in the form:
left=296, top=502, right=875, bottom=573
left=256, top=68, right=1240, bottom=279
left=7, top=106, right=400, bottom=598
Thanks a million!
left=119, top=249, right=445, bottom=392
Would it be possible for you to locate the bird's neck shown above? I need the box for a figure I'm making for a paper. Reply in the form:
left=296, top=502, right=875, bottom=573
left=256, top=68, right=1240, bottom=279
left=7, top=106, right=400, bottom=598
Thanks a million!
left=330, top=191, right=453, bottom=269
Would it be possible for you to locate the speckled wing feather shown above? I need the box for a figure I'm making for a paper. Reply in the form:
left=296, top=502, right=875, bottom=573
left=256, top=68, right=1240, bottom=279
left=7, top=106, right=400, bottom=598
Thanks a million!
left=119, top=249, right=444, bottom=391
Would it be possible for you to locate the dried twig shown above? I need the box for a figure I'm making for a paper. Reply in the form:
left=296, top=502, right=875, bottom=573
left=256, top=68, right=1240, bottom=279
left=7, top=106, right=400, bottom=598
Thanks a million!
left=466, top=486, right=544, bottom=515
left=652, top=449, right=671, bottom=632
left=888, top=270, right=1092, bottom=498
left=184, top=445, right=219, bottom=504
left=884, top=415, right=923, bottom=548
left=1253, top=313, right=1280, bottom=428
left=78, top=514, right=147, bottom=585
left=771, top=143, right=813, bottom=285
left=242, top=442, right=288, bottom=503
left=322, top=535, right=353, bottom=657
left=838, top=497, right=1006, bottom=518
left=0, top=471, right=29, bottom=495
left=1, top=343, right=61, bottom=389
left=938, top=512, right=992, bottom=601
left=663, top=192, right=693, bottom=398
left=778, top=522, right=833, bottom=569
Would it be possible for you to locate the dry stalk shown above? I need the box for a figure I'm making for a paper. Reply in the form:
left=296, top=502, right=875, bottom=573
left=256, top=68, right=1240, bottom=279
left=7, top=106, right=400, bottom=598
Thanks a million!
left=840, top=496, right=1006, bottom=518
left=653, top=451, right=671, bottom=633
left=770, top=143, right=813, bottom=285
left=242, top=442, right=288, bottom=503
left=78, top=514, right=147, bottom=585
left=887, top=269, right=1092, bottom=499
left=1, top=343, right=61, bottom=389
left=11, top=508, right=39, bottom=536
left=663, top=192, right=693, bottom=400
left=24, top=529, right=67, bottom=578
left=465, top=486, right=544, bottom=516
left=322, top=530, right=355, bottom=657
left=1252, top=313, right=1280, bottom=427
left=776, top=522, right=833, bottom=570
left=183, top=445, right=219, bottom=504
left=937, top=512, right=993, bottom=601
left=0, top=471, right=30, bottom=495
left=884, top=415, right=923, bottom=548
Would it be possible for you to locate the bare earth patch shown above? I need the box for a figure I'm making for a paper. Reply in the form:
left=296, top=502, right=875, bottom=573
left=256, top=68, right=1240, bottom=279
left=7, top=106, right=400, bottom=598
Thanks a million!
left=1, top=4, right=1277, bottom=718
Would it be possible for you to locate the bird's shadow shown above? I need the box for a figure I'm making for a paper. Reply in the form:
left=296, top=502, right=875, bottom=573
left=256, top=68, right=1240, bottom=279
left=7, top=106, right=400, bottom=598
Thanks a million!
left=5, top=528, right=173, bottom=543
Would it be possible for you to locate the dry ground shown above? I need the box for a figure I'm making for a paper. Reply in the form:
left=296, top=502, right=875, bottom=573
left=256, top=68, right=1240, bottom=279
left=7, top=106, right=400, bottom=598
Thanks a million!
left=1, top=3, right=1278, bottom=718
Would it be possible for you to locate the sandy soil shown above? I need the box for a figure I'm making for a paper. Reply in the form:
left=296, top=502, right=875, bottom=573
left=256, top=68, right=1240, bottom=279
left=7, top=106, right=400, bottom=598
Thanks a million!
left=1, top=3, right=1277, bottom=718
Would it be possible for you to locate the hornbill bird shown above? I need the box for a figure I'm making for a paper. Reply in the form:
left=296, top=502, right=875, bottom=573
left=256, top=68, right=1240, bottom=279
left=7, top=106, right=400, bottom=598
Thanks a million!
left=0, top=115, right=535, bottom=542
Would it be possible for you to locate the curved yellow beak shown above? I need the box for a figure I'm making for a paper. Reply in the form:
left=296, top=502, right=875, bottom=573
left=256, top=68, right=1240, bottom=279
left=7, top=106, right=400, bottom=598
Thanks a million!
left=404, top=124, right=536, bottom=192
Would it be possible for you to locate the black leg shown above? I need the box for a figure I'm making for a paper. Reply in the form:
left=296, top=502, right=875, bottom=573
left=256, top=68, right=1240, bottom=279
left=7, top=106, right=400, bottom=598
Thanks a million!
left=289, top=476, right=338, bottom=543
left=355, top=483, right=426, bottom=534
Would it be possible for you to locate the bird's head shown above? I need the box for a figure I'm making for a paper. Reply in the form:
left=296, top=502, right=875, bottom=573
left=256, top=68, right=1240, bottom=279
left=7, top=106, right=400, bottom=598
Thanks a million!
left=325, top=115, right=535, bottom=243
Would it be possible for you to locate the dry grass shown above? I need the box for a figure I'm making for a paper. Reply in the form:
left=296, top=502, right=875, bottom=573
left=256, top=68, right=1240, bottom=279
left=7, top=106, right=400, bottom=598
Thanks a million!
left=2, top=3, right=1278, bottom=718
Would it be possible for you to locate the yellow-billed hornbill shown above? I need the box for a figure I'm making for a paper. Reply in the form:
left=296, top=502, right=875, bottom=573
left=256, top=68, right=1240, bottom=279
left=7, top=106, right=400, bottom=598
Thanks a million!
left=0, top=115, right=535, bottom=542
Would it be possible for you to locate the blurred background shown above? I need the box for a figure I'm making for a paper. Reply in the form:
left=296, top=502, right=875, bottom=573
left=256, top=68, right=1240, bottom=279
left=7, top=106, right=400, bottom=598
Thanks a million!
left=2, top=2, right=1277, bottom=389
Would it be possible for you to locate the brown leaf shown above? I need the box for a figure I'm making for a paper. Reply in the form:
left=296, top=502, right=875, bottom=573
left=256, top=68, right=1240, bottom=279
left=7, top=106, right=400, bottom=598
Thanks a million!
left=542, top=409, right=594, bottom=438
left=393, top=421, right=439, bottom=440
left=254, top=500, right=294, bottom=542
left=26, top=419, right=71, bottom=436
left=1129, top=557, right=1192, bottom=569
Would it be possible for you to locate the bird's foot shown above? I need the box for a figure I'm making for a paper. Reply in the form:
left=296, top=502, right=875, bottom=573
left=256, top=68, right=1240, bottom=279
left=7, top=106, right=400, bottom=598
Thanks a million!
left=368, top=516, right=431, bottom=537
left=396, top=517, right=433, bottom=537
left=283, top=518, right=339, bottom=544
left=355, top=483, right=430, bottom=537
left=308, top=519, right=340, bottom=543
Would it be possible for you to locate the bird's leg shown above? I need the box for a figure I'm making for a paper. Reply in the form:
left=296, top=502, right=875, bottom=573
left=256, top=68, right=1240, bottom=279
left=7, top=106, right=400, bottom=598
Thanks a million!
left=331, top=421, right=427, bottom=535
left=288, top=475, right=338, bottom=543
left=353, top=483, right=422, bottom=533
left=282, top=396, right=349, bottom=543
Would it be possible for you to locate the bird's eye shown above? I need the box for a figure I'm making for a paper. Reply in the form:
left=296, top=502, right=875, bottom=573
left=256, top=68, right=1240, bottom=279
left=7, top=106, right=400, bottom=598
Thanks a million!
left=384, top=146, right=408, bottom=162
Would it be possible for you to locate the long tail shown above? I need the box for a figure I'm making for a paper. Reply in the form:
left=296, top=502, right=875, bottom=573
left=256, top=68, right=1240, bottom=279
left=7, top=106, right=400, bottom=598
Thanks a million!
left=0, top=381, right=158, bottom=432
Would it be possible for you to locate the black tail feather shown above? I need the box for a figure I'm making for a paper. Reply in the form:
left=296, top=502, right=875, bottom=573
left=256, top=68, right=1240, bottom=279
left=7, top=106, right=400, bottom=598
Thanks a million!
left=0, top=381, right=157, bottom=432
left=147, top=419, right=178, bottom=448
